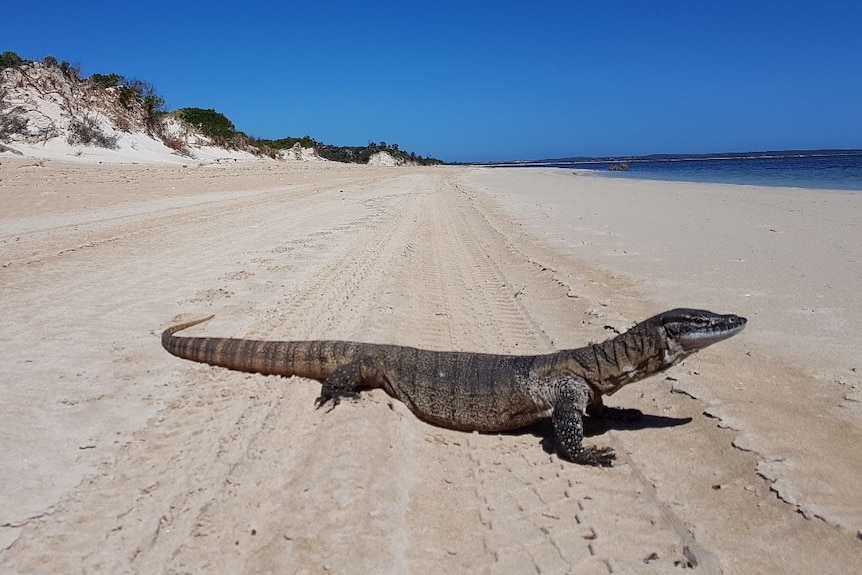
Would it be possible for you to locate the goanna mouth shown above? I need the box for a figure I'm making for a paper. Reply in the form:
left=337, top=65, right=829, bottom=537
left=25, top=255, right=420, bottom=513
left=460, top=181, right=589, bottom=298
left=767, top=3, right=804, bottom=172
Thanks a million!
left=681, top=314, right=747, bottom=348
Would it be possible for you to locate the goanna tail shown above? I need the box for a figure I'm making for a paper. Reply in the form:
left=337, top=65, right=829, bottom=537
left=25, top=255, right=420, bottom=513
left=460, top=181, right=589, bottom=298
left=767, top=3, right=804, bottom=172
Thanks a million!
left=161, top=316, right=362, bottom=381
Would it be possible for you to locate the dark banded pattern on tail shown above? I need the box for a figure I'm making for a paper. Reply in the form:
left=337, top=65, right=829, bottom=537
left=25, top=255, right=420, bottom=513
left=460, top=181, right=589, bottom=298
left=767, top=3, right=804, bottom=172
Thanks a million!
left=161, top=316, right=368, bottom=381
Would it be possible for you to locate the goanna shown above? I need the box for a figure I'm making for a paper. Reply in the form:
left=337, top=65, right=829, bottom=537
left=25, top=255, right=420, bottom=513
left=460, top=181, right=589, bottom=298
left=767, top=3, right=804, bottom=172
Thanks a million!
left=162, top=308, right=746, bottom=466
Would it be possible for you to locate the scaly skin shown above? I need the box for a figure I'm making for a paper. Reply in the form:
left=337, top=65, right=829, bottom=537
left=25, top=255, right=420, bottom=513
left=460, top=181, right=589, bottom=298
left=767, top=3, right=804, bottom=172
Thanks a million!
left=162, top=308, right=746, bottom=466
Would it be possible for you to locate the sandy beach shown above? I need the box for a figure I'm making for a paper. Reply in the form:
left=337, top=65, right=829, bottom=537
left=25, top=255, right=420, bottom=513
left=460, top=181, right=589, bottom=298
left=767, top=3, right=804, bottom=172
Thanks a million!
left=1, top=158, right=860, bottom=573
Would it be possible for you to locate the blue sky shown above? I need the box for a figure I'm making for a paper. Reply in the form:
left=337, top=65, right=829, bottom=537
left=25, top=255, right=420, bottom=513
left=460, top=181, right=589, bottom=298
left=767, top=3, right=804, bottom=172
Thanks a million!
left=5, top=1, right=861, bottom=162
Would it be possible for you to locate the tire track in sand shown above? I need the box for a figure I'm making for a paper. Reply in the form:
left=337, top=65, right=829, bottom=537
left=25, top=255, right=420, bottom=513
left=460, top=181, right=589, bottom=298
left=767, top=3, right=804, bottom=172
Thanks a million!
left=399, top=175, right=717, bottom=573
left=1, top=172, right=428, bottom=573
left=2, top=168, right=717, bottom=573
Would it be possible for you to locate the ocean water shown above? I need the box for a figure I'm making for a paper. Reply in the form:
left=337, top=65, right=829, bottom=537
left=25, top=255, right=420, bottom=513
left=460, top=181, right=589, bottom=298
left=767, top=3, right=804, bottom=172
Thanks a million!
left=542, top=153, right=862, bottom=191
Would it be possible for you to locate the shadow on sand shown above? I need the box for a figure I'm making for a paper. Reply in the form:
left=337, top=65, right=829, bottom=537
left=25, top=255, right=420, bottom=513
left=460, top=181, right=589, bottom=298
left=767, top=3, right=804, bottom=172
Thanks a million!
left=503, top=408, right=693, bottom=457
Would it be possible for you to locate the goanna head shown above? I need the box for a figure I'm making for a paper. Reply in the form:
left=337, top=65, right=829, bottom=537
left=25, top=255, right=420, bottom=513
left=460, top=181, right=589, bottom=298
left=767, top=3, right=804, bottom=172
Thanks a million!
left=649, top=308, right=747, bottom=363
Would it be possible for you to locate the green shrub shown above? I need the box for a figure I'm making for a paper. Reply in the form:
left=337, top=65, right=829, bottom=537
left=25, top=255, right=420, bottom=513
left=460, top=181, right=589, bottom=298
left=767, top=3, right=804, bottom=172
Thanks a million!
left=175, top=107, right=237, bottom=140
left=0, top=50, right=25, bottom=69
left=90, top=73, right=123, bottom=88
left=58, top=60, right=80, bottom=79
left=262, top=135, right=318, bottom=150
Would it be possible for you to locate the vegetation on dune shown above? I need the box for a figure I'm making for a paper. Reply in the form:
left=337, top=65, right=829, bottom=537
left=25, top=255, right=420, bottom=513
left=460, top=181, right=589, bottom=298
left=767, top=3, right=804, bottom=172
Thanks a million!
left=317, top=140, right=442, bottom=166
left=0, top=50, right=25, bottom=69
left=2, top=50, right=81, bottom=78
left=259, top=137, right=443, bottom=165
left=3, top=51, right=164, bottom=135
left=263, top=135, right=318, bottom=150
left=167, top=108, right=281, bottom=157
left=173, top=107, right=237, bottom=140
left=67, top=115, right=119, bottom=148
left=2, top=50, right=444, bottom=164
left=90, top=72, right=164, bottom=121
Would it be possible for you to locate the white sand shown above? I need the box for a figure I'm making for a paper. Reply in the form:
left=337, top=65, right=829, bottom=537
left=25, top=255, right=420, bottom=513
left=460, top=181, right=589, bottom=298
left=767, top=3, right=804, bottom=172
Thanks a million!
left=1, top=159, right=860, bottom=572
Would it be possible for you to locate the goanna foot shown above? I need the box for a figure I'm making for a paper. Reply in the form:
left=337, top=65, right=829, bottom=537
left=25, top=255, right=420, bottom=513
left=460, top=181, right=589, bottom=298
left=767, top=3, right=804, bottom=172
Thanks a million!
left=569, top=446, right=616, bottom=467
left=314, top=390, right=360, bottom=411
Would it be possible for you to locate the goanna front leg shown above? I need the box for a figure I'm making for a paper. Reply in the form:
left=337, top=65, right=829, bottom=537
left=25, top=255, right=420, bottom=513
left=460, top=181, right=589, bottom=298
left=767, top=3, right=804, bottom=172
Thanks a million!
left=553, top=379, right=616, bottom=467
left=314, top=360, right=365, bottom=410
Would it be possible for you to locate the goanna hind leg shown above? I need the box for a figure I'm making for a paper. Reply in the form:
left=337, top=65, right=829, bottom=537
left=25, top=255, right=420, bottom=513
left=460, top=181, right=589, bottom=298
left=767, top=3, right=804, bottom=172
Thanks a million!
left=553, top=380, right=616, bottom=466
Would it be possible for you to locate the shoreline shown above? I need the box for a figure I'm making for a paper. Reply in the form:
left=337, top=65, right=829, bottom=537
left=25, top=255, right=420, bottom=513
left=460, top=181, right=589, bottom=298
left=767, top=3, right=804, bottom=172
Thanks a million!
left=480, top=154, right=862, bottom=192
left=488, top=166, right=862, bottom=194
